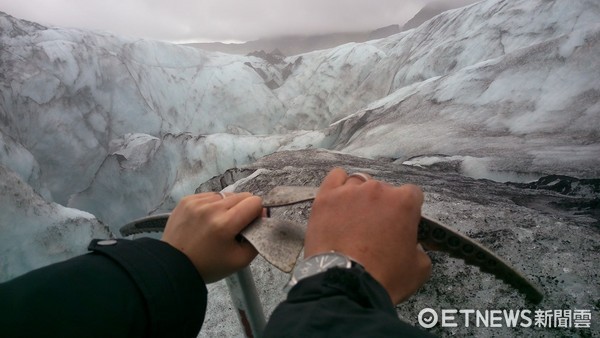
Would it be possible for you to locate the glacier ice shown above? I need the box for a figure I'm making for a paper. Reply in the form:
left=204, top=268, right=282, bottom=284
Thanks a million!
left=329, top=21, right=600, bottom=177
left=0, top=165, right=110, bottom=282
left=0, top=0, right=599, bottom=330
left=67, top=130, right=331, bottom=234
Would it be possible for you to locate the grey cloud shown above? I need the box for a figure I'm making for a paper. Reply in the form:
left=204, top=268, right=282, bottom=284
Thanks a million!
left=0, top=0, right=477, bottom=42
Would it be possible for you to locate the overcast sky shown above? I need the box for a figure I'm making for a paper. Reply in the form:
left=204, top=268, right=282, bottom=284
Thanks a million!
left=0, top=0, right=474, bottom=43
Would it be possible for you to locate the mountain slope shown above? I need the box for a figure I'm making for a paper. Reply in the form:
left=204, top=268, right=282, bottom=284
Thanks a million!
left=402, top=0, right=481, bottom=31
left=185, top=25, right=401, bottom=56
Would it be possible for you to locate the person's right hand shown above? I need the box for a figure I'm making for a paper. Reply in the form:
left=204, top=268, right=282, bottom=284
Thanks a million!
left=304, top=168, right=432, bottom=305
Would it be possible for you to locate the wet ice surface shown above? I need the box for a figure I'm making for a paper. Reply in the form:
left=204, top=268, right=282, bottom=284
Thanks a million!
left=0, top=0, right=599, bottom=336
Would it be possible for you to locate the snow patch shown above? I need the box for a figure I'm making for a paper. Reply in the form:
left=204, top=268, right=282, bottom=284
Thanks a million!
left=403, top=155, right=542, bottom=183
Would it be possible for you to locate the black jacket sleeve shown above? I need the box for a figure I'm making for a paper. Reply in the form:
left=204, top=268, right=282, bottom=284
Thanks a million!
left=263, top=267, right=436, bottom=337
left=0, top=238, right=207, bottom=338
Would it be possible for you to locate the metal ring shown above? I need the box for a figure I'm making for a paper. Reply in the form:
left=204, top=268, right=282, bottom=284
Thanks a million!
left=348, top=172, right=370, bottom=182
left=217, top=192, right=227, bottom=199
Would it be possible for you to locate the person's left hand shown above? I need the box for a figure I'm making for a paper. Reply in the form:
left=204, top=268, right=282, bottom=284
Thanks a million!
left=161, top=192, right=262, bottom=283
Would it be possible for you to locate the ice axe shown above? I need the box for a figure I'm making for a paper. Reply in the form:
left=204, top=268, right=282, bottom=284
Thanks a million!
left=121, top=185, right=544, bottom=337
left=121, top=185, right=543, bottom=303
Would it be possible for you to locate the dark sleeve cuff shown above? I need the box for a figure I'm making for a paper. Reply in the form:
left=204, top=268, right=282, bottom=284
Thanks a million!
left=88, top=238, right=207, bottom=338
left=265, top=267, right=435, bottom=337
left=287, top=266, right=397, bottom=316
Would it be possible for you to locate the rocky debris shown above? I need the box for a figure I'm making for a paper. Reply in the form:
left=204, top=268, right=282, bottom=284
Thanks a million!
left=244, top=50, right=298, bottom=89
left=280, top=55, right=302, bottom=82
left=246, top=50, right=286, bottom=65
left=508, top=175, right=600, bottom=199
left=401, top=0, right=479, bottom=32
left=197, top=149, right=599, bottom=337
left=244, top=61, right=280, bottom=89
left=507, top=175, right=600, bottom=229
left=196, top=168, right=256, bottom=193
left=368, top=24, right=401, bottom=40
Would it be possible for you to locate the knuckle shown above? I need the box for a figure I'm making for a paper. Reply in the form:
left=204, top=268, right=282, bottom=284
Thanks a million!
left=361, top=180, right=383, bottom=195
left=192, top=203, right=216, bottom=218
left=364, top=180, right=382, bottom=189
left=362, top=180, right=389, bottom=201
left=179, top=196, right=197, bottom=212
left=400, top=183, right=423, bottom=196
left=396, top=184, right=424, bottom=207
left=180, top=195, right=195, bottom=205
left=211, top=213, right=230, bottom=229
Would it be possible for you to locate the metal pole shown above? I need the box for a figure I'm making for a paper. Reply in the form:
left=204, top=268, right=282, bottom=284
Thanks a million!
left=225, top=266, right=266, bottom=337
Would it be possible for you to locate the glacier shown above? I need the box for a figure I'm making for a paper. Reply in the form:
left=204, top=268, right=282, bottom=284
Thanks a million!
left=0, top=0, right=599, bottom=336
